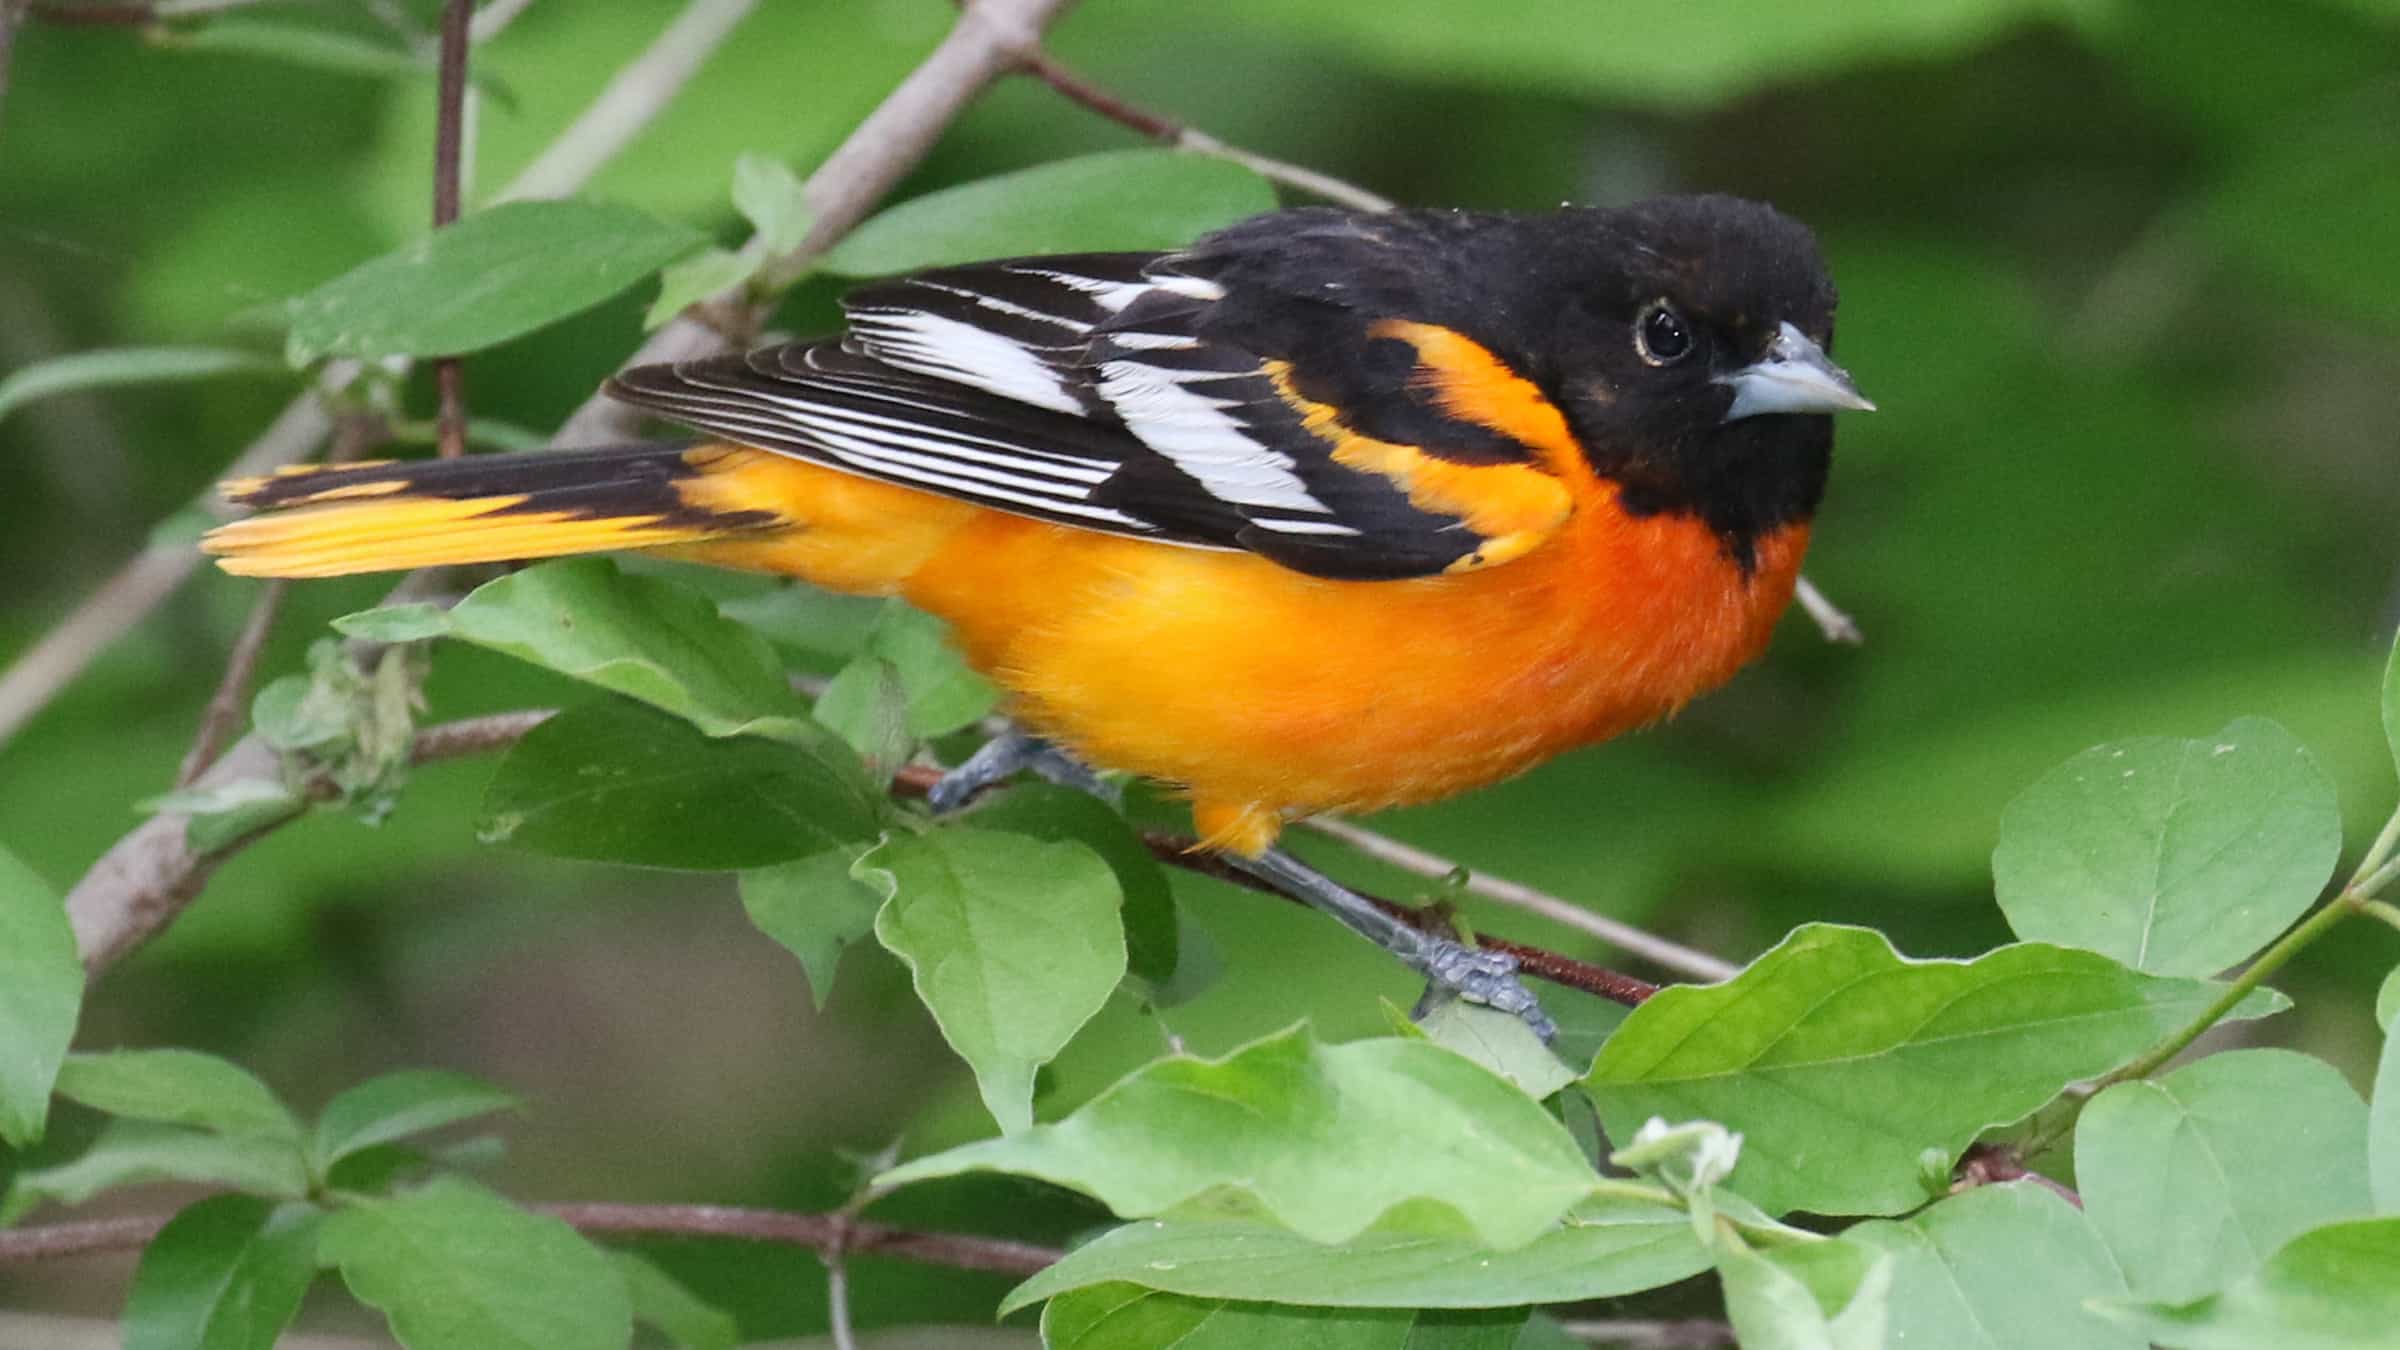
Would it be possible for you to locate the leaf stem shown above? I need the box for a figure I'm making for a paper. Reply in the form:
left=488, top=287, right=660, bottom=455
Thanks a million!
left=2111, top=894, right=2353, bottom=1086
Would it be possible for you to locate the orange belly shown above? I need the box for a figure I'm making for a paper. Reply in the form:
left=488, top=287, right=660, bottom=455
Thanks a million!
left=680, top=453, right=1807, bottom=854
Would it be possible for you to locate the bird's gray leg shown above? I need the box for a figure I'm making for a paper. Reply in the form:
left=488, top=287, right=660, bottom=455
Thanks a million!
left=1223, top=847, right=1559, bottom=1044
left=926, top=730, right=1118, bottom=812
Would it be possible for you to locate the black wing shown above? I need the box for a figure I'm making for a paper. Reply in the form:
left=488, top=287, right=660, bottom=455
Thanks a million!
left=609, top=210, right=1572, bottom=580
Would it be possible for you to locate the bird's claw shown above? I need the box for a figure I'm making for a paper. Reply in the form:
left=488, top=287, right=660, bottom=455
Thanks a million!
left=1417, top=939, right=1558, bottom=1044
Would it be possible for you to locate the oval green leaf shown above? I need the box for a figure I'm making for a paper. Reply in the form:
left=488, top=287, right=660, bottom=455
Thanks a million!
left=311, top=1070, right=520, bottom=1172
left=2372, top=1012, right=2400, bottom=1213
left=0, top=843, right=80, bottom=1148
left=125, top=1195, right=321, bottom=1350
left=285, top=200, right=703, bottom=361
left=1993, top=718, right=2342, bottom=975
left=881, top=1024, right=1606, bottom=1250
left=1584, top=924, right=2288, bottom=1217
left=1002, top=1201, right=1707, bottom=1314
left=321, top=1177, right=631, bottom=1350
left=2094, top=1216, right=2400, bottom=1349
left=739, top=848, right=884, bottom=1010
left=479, top=697, right=889, bottom=870
left=1849, top=1183, right=2140, bottom=1350
left=2079, top=1049, right=2370, bottom=1303
left=1041, top=1283, right=1525, bottom=1350
left=861, top=828, right=1126, bottom=1133
left=817, top=151, right=1275, bottom=277
left=56, top=1049, right=301, bottom=1144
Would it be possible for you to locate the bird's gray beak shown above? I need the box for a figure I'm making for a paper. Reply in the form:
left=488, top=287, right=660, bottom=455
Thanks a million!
left=1719, top=321, right=1876, bottom=421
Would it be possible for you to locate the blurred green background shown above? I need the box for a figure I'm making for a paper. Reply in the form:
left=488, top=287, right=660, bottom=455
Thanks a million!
left=3, top=0, right=2398, bottom=1337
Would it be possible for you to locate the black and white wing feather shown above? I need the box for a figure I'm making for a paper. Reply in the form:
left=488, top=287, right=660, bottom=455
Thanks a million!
left=609, top=211, right=1560, bottom=580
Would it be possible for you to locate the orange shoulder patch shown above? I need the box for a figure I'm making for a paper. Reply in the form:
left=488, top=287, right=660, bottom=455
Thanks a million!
left=1264, top=339, right=1575, bottom=573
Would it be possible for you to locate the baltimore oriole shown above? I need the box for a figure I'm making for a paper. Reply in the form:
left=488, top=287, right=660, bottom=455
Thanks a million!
left=203, top=193, right=1873, bottom=1038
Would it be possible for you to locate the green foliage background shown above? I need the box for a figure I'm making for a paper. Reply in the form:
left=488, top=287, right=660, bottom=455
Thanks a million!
left=2, top=0, right=2398, bottom=1340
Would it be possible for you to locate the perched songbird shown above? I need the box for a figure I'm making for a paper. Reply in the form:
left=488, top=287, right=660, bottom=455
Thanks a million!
left=205, top=194, right=1873, bottom=1038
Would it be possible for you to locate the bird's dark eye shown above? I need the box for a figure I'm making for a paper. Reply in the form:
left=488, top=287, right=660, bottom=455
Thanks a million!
left=1634, top=302, right=1692, bottom=366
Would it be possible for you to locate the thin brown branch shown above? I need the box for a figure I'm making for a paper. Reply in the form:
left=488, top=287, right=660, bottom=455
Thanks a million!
left=541, top=1203, right=1060, bottom=1278
left=1952, top=1141, right=2082, bottom=1209
left=1013, top=46, right=1393, bottom=212
left=430, top=0, right=469, bottom=459
left=0, top=1213, right=166, bottom=1262
left=174, top=579, right=286, bottom=786
left=0, top=1202, right=1059, bottom=1278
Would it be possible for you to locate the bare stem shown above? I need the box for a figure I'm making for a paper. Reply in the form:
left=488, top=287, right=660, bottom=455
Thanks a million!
left=430, top=0, right=470, bottom=459
left=174, top=578, right=286, bottom=786
left=0, top=1202, right=1061, bottom=1278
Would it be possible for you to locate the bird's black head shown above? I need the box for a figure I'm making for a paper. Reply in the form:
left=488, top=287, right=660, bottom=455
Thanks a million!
left=1515, top=194, right=1870, bottom=568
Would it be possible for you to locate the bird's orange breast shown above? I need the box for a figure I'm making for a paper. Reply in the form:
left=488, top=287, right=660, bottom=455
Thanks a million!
left=672, top=450, right=1807, bottom=855
left=906, top=490, right=1807, bottom=851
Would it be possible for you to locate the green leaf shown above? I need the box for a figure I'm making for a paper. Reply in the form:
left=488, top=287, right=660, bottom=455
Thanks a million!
left=1001, top=1200, right=1708, bottom=1313
left=818, top=151, right=1275, bottom=277
left=399, top=558, right=830, bottom=745
left=2095, top=1216, right=2400, bottom=1349
left=882, top=1024, right=1606, bottom=1249
left=644, top=247, right=752, bottom=329
left=861, top=829, right=1126, bottom=1132
left=0, top=346, right=283, bottom=426
left=284, top=200, right=703, bottom=361
left=739, top=848, right=884, bottom=1009
left=320, top=1177, right=632, bottom=1350
left=613, top=1251, right=739, bottom=1350
left=479, top=697, right=887, bottom=870
left=1850, top=1182, right=2138, bottom=1349
left=311, top=1070, right=519, bottom=1173
left=1992, top=718, right=2342, bottom=975
left=2378, top=967, right=2400, bottom=1034
left=10, top=1121, right=310, bottom=1208
left=2079, top=1049, right=2370, bottom=1302
left=331, top=602, right=451, bottom=644
left=56, top=1049, right=301, bottom=1143
left=965, top=784, right=1179, bottom=989
left=124, top=1195, right=321, bottom=1350
left=1040, top=1283, right=1525, bottom=1350
left=1583, top=924, right=2287, bottom=1217
left=1396, top=1000, right=1577, bottom=1102
left=862, top=601, right=999, bottom=737
left=2372, top=1012, right=2400, bottom=1213
left=0, top=843, right=80, bottom=1148
left=1717, top=1239, right=1891, bottom=1350
left=731, top=152, right=812, bottom=256
left=813, top=655, right=913, bottom=782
